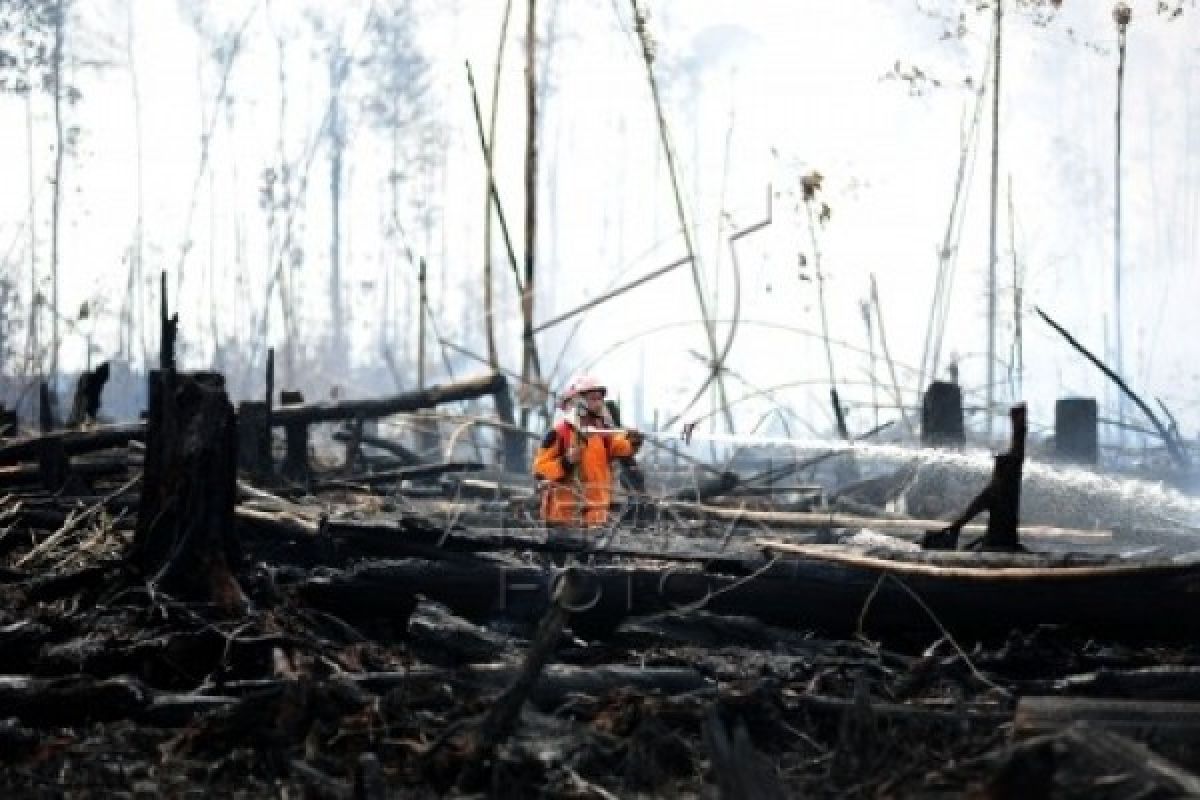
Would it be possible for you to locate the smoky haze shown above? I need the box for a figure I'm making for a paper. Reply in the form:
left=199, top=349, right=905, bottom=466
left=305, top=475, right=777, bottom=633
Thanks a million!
left=0, top=0, right=1196, bottom=449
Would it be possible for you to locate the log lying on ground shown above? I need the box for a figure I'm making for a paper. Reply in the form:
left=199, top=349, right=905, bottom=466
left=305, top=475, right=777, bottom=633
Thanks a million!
left=1015, top=696, right=1200, bottom=740
left=984, top=721, right=1200, bottom=798
left=670, top=471, right=741, bottom=503
left=440, top=476, right=536, bottom=501
left=674, top=503, right=1111, bottom=543
left=332, top=429, right=423, bottom=465
left=1019, top=666, right=1200, bottom=702
left=297, top=549, right=1200, bottom=643
left=237, top=507, right=775, bottom=568
left=0, top=424, right=145, bottom=466
left=0, top=457, right=131, bottom=490
left=0, top=675, right=150, bottom=726
left=205, top=664, right=710, bottom=710
left=308, top=461, right=485, bottom=491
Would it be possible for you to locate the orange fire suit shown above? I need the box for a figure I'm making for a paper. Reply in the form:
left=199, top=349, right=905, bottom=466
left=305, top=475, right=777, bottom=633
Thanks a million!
left=533, top=417, right=636, bottom=527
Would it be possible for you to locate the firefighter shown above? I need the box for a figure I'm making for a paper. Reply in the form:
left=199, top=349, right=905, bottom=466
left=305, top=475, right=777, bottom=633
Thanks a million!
left=532, top=374, right=644, bottom=527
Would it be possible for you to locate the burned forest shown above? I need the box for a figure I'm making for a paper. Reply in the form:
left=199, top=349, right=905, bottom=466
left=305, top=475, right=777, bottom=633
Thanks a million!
left=2, top=0, right=1200, bottom=797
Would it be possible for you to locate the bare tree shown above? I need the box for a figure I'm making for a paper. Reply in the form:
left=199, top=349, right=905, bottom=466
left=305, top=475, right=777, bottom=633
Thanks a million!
left=361, top=0, right=434, bottom=376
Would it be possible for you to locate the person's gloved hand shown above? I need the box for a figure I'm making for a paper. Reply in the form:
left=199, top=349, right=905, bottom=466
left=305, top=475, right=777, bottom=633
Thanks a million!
left=627, top=430, right=645, bottom=449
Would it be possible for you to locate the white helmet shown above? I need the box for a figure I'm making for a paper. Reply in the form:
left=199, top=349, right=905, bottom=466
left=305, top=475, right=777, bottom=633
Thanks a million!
left=562, top=374, right=607, bottom=405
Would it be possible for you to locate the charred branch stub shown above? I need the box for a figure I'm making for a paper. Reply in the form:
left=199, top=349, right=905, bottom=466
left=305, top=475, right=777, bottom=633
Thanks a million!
left=130, top=370, right=244, bottom=612
left=923, top=403, right=1027, bottom=551
left=66, top=361, right=110, bottom=428
left=280, top=389, right=309, bottom=485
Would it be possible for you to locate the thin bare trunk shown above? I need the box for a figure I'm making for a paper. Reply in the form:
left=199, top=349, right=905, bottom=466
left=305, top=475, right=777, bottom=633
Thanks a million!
left=870, top=274, right=913, bottom=436
left=49, top=0, right=65, bottom=393
left=805, top=198, right=836, bottom=390
left=861, top=301, right=879, bottom=429
left=629, top=0, right=733, bottom=433
left=521, top=0, right=539, bottom=403
left=126, top=2, right=147, bottom=368
left=176, top=7, right=255, bottom=306
left=25, top=93, right=39, bottom=384
left=329, top=44, right=347, bottom=357
left=1007, top=175, right=1022, bottom=399
left=1114, top=5, right=1130, bottom=446
left=986, top=0, right=1003, bottom=441
left=417, top=258, right=426, bottom=388
left=265, top=26, right=297, bottom=385
left=918, top=43, right=990, bottom=391
left=483, top=0, right=513, bottom=368
left=199, top=54, right=220, bottom=363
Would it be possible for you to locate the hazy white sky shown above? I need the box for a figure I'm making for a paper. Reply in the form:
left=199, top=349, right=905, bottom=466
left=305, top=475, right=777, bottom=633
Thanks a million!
left=1, top=0, right=1197, bottom=442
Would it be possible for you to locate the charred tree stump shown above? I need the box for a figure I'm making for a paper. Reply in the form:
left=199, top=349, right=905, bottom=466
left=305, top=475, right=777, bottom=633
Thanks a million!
left=37, top=437, right=71, bottom=492
left=492, top=375, right=527, bottom=472
left=923, top=403, right=1026, bottom=551
left=1054, top=397, right=1098, bottom=465
left=343, top=416, right=365, bottom=472
left=0, top=408, right=16, bottom=438
left=280, top=390, right=309, bottom=484
left=236, top=351, right=276, bottom=479
left=66, top=361, right=110, bottom=428
left=130, top=370, right=245, bottom=612
left=237, top=401, right=272, bottom=478
left=38, top=381, right=57, bottom=433
left=921, top=381, right=966, bottom=448
left=672, top=471, right=740, bottom=503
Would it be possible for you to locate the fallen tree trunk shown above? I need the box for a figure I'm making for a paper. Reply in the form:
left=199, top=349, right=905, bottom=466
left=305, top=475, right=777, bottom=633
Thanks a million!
left=332, top=429, right=423, bottom=465
left=270, top=373, right=509, bottom=427
left=1019, top=665, right=1200, bottom=702
left=201, top=664, right=710, bottom=710
left=0, top=457, right=130, bottom=489
left=673, top=504, right=1110, bottom=543
left=309, top=461, right=485, bottom=491
left=987, top=721, right=1200, bottom=798
left=0, top=675, right=149, bottom=726
left=0, top=424, right=144, bottom=467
